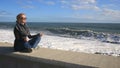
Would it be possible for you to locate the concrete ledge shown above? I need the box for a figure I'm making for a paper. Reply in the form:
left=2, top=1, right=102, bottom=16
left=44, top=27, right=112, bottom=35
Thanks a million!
left=0, top=43, right=120, bottom=68
left=0, top=54, right=95, bottom=68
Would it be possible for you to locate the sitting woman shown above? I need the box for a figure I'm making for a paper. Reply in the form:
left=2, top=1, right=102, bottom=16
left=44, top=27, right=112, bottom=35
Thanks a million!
left=13, top=13, right=43, bottom=53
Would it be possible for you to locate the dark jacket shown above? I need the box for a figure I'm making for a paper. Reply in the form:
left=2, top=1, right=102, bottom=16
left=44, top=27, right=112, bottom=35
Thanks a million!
left=13, top=23, right=38, bottom=51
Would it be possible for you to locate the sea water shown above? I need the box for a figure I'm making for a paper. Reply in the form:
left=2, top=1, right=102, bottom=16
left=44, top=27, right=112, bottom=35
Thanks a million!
left=0, top=22, right=120, bottom=56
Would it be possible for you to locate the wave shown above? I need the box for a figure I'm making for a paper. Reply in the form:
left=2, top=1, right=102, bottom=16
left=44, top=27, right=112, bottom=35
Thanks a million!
left=46, top=28, right=120, bottom=44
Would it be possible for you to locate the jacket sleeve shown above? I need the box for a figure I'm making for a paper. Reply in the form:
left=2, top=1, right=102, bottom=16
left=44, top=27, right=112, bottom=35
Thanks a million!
left=28, top=33, right=39, bottom=38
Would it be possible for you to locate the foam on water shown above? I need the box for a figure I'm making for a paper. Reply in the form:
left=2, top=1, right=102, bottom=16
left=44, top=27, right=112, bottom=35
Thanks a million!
left=0, top=29, right=14, bottom=43
left=0, top=29, right=120, bottom=56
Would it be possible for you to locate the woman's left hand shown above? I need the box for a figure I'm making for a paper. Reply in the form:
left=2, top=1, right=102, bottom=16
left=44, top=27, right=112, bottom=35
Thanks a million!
left=39, top=32, right=43, bottom=37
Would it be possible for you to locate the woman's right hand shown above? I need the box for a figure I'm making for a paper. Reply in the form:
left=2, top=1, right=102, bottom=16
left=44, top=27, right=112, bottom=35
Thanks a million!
left=39, top=32, right=43, bottom=37
left=24, top=37, right=30, bottom=42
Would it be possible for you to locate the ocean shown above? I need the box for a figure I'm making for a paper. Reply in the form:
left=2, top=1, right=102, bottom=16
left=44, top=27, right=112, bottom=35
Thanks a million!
left=0, top=22, right=120, bottom=56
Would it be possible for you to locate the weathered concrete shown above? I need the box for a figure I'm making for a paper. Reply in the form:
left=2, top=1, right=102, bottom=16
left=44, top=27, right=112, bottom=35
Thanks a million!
left=0, top=43, right=120, bottom=68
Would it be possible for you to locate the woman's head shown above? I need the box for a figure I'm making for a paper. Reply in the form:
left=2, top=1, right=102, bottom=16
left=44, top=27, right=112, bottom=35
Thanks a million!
left=16, top=13, right=27, bottom=24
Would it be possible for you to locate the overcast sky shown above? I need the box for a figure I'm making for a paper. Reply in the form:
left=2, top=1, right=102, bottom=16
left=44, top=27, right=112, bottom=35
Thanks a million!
left=0, top=0, right=120, bottom=23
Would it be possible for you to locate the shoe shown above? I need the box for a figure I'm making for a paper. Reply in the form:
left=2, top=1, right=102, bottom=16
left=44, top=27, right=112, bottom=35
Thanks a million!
left=20, top=48, right=32, bottom=53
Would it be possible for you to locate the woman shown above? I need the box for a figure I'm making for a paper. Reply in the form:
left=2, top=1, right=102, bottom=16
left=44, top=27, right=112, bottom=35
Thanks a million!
left=14, top=13, right=43, bottom=53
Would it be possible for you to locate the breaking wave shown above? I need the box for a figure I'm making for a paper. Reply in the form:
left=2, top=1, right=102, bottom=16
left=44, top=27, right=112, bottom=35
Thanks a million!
left=47, top=28, right=120, bottom=44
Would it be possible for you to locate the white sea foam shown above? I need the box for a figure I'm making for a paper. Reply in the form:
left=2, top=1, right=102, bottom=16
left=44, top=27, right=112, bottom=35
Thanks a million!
left=0, top=29, right=120, bottom=56
left=0, top=29, right=15, bottom=43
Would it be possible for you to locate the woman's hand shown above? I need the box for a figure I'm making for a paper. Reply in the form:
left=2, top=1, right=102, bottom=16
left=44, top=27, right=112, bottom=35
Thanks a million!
left=39, top=32, right=43, bottom=37
left=24, top=37, right=30, bottom=42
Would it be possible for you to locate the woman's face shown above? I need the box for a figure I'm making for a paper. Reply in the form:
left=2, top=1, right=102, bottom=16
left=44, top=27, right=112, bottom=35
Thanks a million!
left=18, top=15, right=27, bottom=24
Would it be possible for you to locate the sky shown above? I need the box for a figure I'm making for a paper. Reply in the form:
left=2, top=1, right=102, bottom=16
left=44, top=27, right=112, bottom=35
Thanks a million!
left=0, top=0, right=120, bottom=23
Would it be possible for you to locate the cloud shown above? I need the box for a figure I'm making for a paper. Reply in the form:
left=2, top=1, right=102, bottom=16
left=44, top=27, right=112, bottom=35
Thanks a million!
left=26, top=0, right=33, bottom=4
left=71, top=8, right=120, bottom=22
left=45, top=0, right=120, bottom=22
left=0, top=10, right=11, bottom=17
left=110, top=0, right=120, bottom=4
left=36, top=0, right=55, bottom=5
left=17, top=0, right=56, bottom=9
left=61, top=0, right=96, bottom=4
left=15, top=0, right=120, bottom=22
left=59, top=0, right=120, bottom=22
left=45, top=1, right=55, bottom=5
left=60, top=0, right=100, bottom=11
left=22, top=5, right=35, bottom=9
left=0, top=11, right=8, bottom=15
left=71, top=4, right=100, bottom=10
left=101, top=9, right=120, bottom=19
left=16, top=0, right=36, bottom=9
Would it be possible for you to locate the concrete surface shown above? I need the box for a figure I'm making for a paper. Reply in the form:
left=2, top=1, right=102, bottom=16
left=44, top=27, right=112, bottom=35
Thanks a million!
left=0, top=42, right=120, bottom=68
